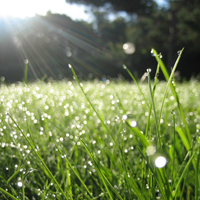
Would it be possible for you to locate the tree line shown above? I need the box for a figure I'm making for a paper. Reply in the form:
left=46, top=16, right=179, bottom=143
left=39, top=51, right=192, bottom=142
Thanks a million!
left=0, top=0, right=199, bottom=82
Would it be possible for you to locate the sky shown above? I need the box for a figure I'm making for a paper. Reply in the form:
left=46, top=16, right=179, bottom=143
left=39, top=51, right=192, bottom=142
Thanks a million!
left=0, top=0, right=167, bottom=21
left=0, top=0, right=91, bottom=21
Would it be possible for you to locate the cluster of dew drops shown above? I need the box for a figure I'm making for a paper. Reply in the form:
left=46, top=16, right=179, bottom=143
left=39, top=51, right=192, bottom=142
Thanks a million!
left=0, top=71, right=199, bottom=198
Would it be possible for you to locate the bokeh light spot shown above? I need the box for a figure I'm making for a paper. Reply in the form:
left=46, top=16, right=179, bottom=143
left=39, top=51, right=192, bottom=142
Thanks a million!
left=155, top=156, right=167, bottom=168
left=123, top=42, right=136, bottom=54
left=146, top=145, right=156, bottom=156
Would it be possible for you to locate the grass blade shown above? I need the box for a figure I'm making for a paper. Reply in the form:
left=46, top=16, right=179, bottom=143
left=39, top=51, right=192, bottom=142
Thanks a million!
left=80, top=138, right=123, bottom=200
left=147, top=71, right=161, bottom=148
left=195, top=149, right=200, bottom=200
left=176, top=126, right=191, bottom=151
left=69, top=64, right=117, bottom=147
left=173, top=151, right=195, bottom=198
left=53, top=141, right=93, bottom=198
left=151, top=48, right=191, bottom=145
left=123, top=64, right=148, bottom=107
left=8, top=114, right=71, bottom=200
left=0, top=188, right=18, bottom=200
left=126, top=120, right=150, bottom=148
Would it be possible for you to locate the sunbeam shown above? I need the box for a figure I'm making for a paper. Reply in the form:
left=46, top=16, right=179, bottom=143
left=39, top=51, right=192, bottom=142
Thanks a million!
left=0, top=14, right=121, bottom=81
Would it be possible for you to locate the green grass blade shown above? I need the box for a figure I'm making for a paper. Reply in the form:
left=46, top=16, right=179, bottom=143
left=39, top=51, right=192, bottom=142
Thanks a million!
left=145, top=63, right=160, bottom=137
left=175, top=126, right=195, bottom=175
left=69, top=64, right=117, bottom=147
left=137, top=147, right=168, bottom=200
left=151, top=48, right=191, bottom=145
left=126, top=119, right=150, bottom=148
left=80, top=138, right=124, bottom=200
left=0, top=188, right=18, bottom=200
left=176, top=126, right=191, bottom=151
left=155, top=169, right=170, bottom=200
left=195, top=146, right=200, bottom=200
left=53, top=141, right=92, bottom=198
left=22, top=176, right=25, bottom=200
left=8, top=114, right=71, bottom=200
left=7, top=170, right=20, bottom=184
left=152, top=49, right=183, bottom=134
left=147, top=72, right=161, bottom=148
left=69, top=64, right=136, bottom=197
left=173, top=151, right=195, bottom=198
left=123, top=64, right=148, bottom=107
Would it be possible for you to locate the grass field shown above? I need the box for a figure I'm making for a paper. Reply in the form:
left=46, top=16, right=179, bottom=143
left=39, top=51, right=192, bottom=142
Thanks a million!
left=0, top=50, right=200, bottom=199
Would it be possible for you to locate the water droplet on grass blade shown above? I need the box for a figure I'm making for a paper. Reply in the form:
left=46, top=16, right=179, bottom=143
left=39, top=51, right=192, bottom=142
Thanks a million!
left=124, top=149, right=128, bottom=153
left=151, top=49, right=155, bottom=56
left=155, top=156, right=167, bottom=168
left=147, top=68, right=151, bottom=73
left=177, top=50, right=182, bottom=55
left=158, top=53, right=163, bottom=58
left=124, top=114, right=137, bottom=127
left=17, top=181, right=23, bottom=187
left=171, top=110, right=175, bottom=115
left=24, top=59, right=29, bottom=64
left=130, top=120, right=137, bottom=127
left=123, top=65, right=127, bottom=69
left=122, top=115, right=127, bottom=121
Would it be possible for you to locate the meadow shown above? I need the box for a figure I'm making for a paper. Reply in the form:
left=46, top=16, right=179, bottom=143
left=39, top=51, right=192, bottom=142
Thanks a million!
left=0, top=50, right=200, bottom=199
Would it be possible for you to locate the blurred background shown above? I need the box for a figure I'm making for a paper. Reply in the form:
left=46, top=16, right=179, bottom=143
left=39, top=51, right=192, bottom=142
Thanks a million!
left=0, top=0, right=199, bottom=82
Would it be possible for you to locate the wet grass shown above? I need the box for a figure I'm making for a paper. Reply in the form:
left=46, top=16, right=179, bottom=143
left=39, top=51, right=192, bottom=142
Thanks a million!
left=0, top=51, right=200, bottom=199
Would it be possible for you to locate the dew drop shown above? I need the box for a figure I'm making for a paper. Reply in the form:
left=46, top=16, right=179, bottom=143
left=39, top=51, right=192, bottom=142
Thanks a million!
left=24, top=59, right=29, bottom=64
left=155, top=156, right=167, bottom=168
left=151, top=49, right=155, bottom=56
left=177, top=50, right=182, bottom=55
left=158, top=53, right=163, bottom=58
left=122, top=115, right=127, bottom=121
left=125, top=114, right=137, bottom=127
left=17, top=181, right=23, bottom=187
left=171, top=110, right=175, bottom=115
left=130, top=120, right=137, bottom=127
left=123, top=65, right=127, bottom=69
left=147, top=68, right=151, bottom=73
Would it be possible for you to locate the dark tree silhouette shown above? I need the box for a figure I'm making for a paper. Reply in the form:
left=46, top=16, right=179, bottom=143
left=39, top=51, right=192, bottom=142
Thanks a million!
left=66, top=0, right=156, bottom=15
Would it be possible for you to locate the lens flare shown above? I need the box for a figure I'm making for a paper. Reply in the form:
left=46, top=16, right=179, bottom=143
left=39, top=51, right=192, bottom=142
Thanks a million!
left=123, top=42, right=135, bottom=54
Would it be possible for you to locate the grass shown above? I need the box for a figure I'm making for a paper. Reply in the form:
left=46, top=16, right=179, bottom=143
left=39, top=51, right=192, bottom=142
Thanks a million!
left=0, top=50, right=200, bottom=199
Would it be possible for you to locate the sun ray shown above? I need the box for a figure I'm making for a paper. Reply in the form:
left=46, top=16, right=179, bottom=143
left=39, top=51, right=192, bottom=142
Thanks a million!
left=0, top=11, right=123, bottom=82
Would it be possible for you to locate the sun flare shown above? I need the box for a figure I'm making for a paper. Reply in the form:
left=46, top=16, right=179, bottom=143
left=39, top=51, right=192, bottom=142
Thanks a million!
left=0, top=0, right=40, bottom=18
left=0, top=0, right=89, bottom=21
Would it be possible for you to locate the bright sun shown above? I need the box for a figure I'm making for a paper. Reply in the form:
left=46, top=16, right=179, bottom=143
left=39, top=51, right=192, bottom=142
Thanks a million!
left=0, top=0, right=39, bottom=18
left=0, top=0, right=89, bottom=20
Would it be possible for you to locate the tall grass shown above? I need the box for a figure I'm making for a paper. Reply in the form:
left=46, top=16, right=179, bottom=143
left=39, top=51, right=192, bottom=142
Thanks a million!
left=0, top=50, right=200, bottom=199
